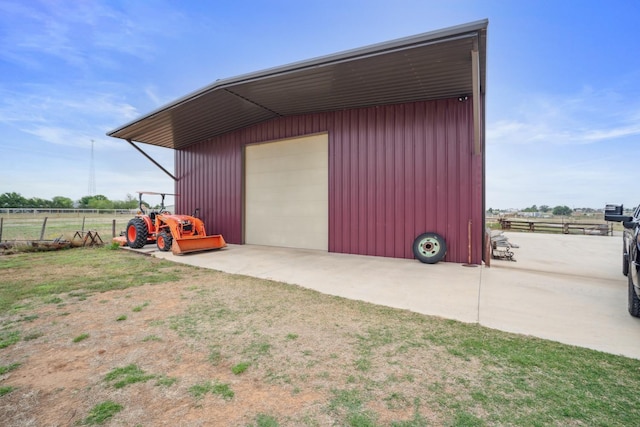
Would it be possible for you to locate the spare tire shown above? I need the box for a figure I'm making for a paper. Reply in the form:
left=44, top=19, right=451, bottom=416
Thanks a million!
left=413, top=232, right=447, bottom=264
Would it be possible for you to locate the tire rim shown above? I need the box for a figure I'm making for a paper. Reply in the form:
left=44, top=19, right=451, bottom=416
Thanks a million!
left=418, top=237, right=441, bottom=258
left=158, top=235, right=166, bottom=250
left=127, top=225, right=136, bottom=242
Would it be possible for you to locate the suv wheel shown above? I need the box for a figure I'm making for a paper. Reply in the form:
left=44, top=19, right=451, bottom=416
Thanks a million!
left=628, top=266, right=640, bottom=318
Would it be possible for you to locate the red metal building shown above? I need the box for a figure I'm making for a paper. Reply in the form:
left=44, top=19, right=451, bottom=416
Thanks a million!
left=109, top=20, right=488, bottom=264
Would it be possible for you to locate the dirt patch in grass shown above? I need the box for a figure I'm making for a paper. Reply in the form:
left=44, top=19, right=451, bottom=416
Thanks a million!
left=1, top=279, right=334, bottom=426
left=0, top=260, right=462, bottom=426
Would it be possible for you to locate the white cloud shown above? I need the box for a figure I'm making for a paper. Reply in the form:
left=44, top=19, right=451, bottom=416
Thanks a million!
left=581, top=124, right=640, bottom=142
left=487, top=88, right=640, bottom=146
left=487, top=117, right=640, bottom=146
left=485, top=84, right=640, bottom=209
left=24, top=126, right=81, bottom=147
left=0, top=85, right=139, bottom=152
left=0, top=85, right=137, bottom=121
left=0, top=0, right=186, bottom=69
left=22, top=126, right=123, bottom=152
left=144, top=85, right=166, bottom=107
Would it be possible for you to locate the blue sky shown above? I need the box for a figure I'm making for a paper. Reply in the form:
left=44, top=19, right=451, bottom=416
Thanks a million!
left=1, top=0, right=639, bottom=210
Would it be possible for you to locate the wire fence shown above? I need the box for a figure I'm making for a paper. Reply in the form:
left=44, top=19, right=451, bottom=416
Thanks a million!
left=0, top=208, right=135, bottom=215
left=0, top=211, right=133, bottom=242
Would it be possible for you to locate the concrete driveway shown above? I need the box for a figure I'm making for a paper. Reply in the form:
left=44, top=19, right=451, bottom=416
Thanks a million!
left=148, top=232, right=640, bottom=359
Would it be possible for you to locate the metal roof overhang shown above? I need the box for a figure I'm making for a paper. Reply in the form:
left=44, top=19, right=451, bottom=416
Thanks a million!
left=108, top=20, right=487, bottom=150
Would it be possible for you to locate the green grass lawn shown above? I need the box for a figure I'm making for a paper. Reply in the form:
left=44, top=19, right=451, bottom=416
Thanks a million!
left=1, top=247, right=639, bottom=426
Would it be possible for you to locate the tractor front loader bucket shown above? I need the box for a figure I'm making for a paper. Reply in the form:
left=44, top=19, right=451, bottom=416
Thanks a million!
left=171, top=234, right=226, bottom=255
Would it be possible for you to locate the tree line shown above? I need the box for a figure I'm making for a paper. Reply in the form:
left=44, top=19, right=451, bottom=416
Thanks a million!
left=0, top=192, right=139, bottom=210
left=519, top=205, right=574, bottom=216
left=486, top=205, right=576, bottom=216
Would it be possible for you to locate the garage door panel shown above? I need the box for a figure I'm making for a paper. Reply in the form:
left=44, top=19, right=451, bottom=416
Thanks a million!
left=246, top=170, right=326, bottom=189
left=248, top=140, right=326, bottom=159
left=245, top=134, right=328, bottom=251
left=248, top=156, right=326, bottom=173
left=250, top=200, right=327, bottom=216
left=249, top=164, right=327, bottom=175
left=247, top=230, right=326, bottom=249
left=247, top=184, right=327, bottom=202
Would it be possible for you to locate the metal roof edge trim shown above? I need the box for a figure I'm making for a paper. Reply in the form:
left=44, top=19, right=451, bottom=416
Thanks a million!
left=107, top=19, right=488, bottom=139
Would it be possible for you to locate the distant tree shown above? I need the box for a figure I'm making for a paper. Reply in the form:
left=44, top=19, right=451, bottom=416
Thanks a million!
left=487, top=207, right=494, bottom=214
left=113, top=198, right=138, bottom=209
left=123, top=194, right=139, bottom=209
left=0, top=192, right=28, bottom=208
left=87, top=195, right=113, bottom=210
left=552, top=205, right=572, bottom=216
left=539, top=205, right=550, bottom=213
left=26, top=197, right=51, bottom=208
left=77, top=195, right=114, bottom=210
left=125, top=193, right=137, bottom=206
left=2, top=193, right=145, bottom=210
left=522, top=205, right=538, bottom=212
left=77, top=195, right=93, bottom=208
left=52, top=196, right=74, bottom=208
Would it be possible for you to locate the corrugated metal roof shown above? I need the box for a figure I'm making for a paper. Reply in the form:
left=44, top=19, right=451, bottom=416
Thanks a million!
left=108, top=19, right=487, bottom=150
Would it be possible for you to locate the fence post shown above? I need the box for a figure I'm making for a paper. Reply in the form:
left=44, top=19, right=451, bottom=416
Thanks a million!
left=112, top=220, right=116, bottom=238
left=39, top=217, right=48, bottom=240
left=81, top=216, right=86, bottom=233
left=0, top=217, right=3, bottom=242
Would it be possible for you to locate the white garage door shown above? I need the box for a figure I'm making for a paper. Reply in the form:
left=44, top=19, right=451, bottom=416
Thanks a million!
left=245, top=133, right=328, bottom=250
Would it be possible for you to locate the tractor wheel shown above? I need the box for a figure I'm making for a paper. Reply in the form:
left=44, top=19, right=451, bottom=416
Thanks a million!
left=157, top=230, right=173, bottom=252
left=126, top=217, right=148, bottom=249
left=413, top=232, right=447, bottom=264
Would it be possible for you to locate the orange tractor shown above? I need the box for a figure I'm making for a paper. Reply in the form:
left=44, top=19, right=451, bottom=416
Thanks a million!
left=123, top=192, right=226, bottom=255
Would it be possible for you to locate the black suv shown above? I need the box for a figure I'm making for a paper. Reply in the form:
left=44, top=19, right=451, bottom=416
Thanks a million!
left=605, top=204, right=640, bottom=317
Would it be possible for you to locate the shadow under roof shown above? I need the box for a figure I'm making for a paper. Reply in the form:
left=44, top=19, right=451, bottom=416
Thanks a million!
left=108, top=19, right=488, bottom=150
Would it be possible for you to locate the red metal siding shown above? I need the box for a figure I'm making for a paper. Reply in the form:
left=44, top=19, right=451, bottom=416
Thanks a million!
left=175, top=97, right=483, bottom=264
left=176, top=136, right=243, bottom=244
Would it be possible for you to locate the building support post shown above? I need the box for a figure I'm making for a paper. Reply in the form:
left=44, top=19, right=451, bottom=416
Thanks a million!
left=126, top=139, right=177, bottom=181
left=471, top=48, right=481, bottom=156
